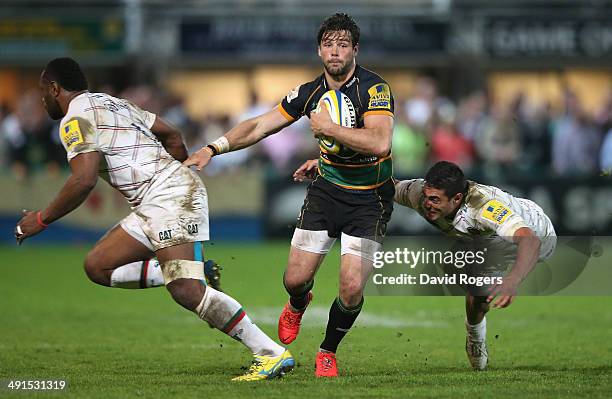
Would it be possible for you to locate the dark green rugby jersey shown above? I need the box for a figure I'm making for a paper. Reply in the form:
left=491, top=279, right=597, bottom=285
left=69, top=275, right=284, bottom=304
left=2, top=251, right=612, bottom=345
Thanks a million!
left=279, top=65, right=394, bottom=190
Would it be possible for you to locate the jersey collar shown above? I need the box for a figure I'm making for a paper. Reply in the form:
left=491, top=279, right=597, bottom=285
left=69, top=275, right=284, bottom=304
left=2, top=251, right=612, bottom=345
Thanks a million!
left=64, top=91, right=90, bottom=116
left=322, top=64, right=361, bottom=91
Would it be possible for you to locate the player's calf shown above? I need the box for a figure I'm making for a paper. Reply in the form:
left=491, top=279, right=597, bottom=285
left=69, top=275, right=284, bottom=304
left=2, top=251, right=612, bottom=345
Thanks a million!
left=279, top=276, right=314, bottom=344
left=338, top=248, right=372, bottom=308
left=166, top=278, right=206, bottom=311
left=159, top=259, right=207, bottom=309
left=466, top=294, right=490, bottom=325
left=283, top=276, right=314, bottom=311
left=338, top=276, right=364, bottom=308
left=161, top=259, right=286, bottom=360
left=278, top=241, right=327, bottom=344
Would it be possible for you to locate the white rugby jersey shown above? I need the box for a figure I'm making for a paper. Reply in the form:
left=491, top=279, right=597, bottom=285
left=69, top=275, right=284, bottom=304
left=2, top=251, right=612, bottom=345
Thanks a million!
left=395, top=179, right=555, bottom=243
left=58, top=92, right=181, bottom=207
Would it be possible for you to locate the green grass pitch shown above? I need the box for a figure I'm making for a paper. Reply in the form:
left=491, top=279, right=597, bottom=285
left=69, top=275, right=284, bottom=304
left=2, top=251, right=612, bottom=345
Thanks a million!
left=1, top=242, right=611, bottom=398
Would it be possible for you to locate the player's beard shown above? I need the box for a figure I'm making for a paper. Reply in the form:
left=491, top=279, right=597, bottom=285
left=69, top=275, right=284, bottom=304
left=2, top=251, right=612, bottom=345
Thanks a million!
left=323, top=57, right=354, bottom=78
left=43, top=95, right=64, bottom=120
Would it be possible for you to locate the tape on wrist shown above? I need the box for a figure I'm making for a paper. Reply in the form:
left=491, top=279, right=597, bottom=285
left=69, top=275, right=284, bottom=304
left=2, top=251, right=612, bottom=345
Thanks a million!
left=208, top=136, right=230, bottom=155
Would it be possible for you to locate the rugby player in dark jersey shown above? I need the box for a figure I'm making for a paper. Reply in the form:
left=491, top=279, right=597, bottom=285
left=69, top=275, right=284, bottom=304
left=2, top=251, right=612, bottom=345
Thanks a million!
left=185, top=13, right=395, bottom=377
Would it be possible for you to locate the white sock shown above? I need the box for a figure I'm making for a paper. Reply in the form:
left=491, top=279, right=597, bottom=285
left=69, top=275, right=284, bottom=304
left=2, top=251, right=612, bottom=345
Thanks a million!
left=110, top=259, right=164, bottom=288
left=466, top=317, right=487, bottom=342
left=196, top=287, right=284, bottom=357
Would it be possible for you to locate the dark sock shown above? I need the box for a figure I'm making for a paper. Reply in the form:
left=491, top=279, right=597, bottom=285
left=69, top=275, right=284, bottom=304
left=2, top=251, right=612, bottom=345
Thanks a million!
left=286, top=279, right=313, bottom=311
left=320, top=296, right=363, bottom=353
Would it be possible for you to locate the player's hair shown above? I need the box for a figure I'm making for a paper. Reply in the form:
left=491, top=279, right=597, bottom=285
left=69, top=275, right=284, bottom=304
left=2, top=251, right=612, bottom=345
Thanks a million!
left=317, top=13, right=360, bottom=46
left=425, top=161, right=468, bottom=198
left=43, top=57, right=88, bottom=92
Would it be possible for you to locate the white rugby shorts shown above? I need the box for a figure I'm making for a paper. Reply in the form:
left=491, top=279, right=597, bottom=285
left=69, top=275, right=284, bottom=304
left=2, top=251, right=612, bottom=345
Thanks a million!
left=120, top=166, right=209, bottom=251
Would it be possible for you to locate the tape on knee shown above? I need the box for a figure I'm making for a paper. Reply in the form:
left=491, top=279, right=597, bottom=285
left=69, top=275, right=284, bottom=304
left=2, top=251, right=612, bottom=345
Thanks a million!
left=340, top=233, right=382, bottom=262
left=291, top=228, right=336, bottom=254
left=161, top=259, right=204, bottom=285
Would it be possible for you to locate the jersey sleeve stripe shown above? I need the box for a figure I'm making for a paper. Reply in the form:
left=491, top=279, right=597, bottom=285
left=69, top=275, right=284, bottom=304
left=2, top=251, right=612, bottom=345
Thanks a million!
left=277, top=104, right=295, bottom=122
left=363, top=110, right=394, bottom=118
left=301, top=84, right=322, bottom=115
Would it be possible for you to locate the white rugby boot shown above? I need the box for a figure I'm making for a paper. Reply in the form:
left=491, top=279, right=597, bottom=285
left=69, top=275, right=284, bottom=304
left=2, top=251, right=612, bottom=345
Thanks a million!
left=465, top=336, right=488, bottom=371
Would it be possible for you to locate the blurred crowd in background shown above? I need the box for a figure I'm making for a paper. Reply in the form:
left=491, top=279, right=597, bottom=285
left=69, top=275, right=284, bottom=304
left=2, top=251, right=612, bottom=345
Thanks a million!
left=1, top=75, right=611, bottom=180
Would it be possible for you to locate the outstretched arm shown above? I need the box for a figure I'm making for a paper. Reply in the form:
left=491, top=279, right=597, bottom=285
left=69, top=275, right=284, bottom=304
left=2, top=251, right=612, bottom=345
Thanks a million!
left=15, top=151, right=101, bottom=244
left=487, top=227, right=541, bottom=308
left=393, top=179, right=421, bottom=210
left=184, top=107, right=292, bottom=171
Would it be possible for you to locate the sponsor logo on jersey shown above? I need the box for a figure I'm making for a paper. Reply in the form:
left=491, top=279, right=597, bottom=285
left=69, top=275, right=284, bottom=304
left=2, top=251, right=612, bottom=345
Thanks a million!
left=286, top=85, right=300, bottom=103
left=60, top=119, right=84, bottom=150
left=481, top=200, right=512, bottom=224
left=367, top=83, right=391, bottom=110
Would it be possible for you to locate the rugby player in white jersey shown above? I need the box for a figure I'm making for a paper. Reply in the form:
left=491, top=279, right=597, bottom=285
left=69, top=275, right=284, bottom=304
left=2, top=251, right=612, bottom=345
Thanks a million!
left=14, top=57, right=293, bottom=381
left=294, top=159, right=556, bottom=370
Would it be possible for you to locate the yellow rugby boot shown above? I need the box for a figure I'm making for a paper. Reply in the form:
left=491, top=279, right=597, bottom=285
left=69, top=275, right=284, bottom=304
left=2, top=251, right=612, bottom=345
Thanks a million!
left=232, top=350, right=295, bottom=381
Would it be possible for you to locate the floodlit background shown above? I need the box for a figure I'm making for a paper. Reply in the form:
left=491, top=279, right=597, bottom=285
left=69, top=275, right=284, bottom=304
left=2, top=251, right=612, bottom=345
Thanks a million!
left=1, top=2, right=611, bottom=398
left=0, top=0, right=611, bottom=241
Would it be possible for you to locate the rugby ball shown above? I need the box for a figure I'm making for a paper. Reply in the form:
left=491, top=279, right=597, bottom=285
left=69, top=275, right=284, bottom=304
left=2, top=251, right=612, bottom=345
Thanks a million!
left=315, top=90, right=356, bottom=154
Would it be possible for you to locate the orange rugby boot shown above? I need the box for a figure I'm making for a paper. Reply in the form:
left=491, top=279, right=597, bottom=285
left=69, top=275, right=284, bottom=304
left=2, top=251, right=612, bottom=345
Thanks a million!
left=278, top=292, right=313, bottom=344
left=315, top=351, right=338, bottom=377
